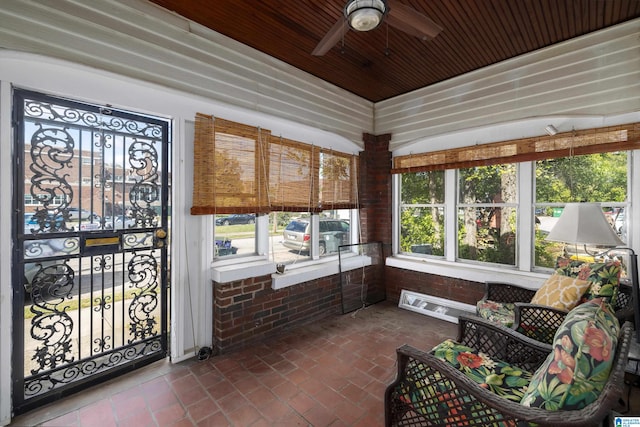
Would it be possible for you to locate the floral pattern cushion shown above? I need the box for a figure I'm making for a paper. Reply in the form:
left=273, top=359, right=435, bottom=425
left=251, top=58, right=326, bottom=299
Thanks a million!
left=397, top=340, right=529, bottom=426
left=555, top=258, right=622, bottom=306
left=432, top=339, right=532, bottom=402
left=520, top=298, right=619, bottom=410
left=476, top=300, right=516, bottom=327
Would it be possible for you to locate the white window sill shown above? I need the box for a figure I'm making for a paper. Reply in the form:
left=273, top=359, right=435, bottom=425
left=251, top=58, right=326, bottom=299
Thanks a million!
left=271, top=253, right=373, bottom=290
left=210, top=253, right=373, bottom=288
left=211, top=255, right=275, bottom=283
left=386, top=255, right=548, bottom=290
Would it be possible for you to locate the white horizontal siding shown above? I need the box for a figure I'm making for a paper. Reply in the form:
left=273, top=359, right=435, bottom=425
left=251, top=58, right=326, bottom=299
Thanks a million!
left=0, top=0, right=373, bottom=145
left=377, top=18, right=640, bottom=151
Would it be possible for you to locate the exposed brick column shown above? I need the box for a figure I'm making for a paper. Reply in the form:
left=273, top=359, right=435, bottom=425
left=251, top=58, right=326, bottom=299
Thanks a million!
left=359, top=133, right=392, bottom=257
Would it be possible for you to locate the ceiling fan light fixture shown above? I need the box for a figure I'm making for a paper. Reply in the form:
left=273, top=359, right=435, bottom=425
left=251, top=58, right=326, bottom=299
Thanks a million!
left=345, top=0, right=387, bottom=32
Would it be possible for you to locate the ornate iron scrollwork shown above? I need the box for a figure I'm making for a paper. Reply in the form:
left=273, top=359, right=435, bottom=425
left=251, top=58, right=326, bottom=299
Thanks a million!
left=127, top=252, right=159, bottom=342
left=28, top=261, right=76, bottom=375
left=129, top=140, right=160, bottom=228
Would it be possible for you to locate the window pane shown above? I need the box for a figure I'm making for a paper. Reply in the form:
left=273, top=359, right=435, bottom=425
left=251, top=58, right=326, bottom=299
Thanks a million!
left=214, top=213, right=256, bottom=257
left=459, top=165, right=517, bottom=203
left=276, top=212, right=311, bottom=264
left=534, top=152, right=627, bottom=268
left=400, top=207, right=445, bottom=256
left=401, top=171, right=444, bottom=204
left=400, top=171, right=445, bottom=257
left=319, top=209, right=351, bottom=257
left=458, top=207, right=517, bottom=265
left=275, top=210, right=351, bottom=264
left=457, top=164, right=517, bottom=266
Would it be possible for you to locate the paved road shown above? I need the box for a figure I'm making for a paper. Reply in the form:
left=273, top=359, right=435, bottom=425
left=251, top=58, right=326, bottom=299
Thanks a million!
left=230, top=236, right=309, bottom=263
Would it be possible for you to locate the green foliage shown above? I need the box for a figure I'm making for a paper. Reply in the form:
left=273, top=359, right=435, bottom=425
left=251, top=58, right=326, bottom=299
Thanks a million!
left=536, top=153, right=627, bottom=203
left=400, top=208, right=444, bottom=255
left=535, top=230, right=557, bottom=268
left=401, top=171, right=444, bottom=204
left=458, top=229, right=515, bottom=265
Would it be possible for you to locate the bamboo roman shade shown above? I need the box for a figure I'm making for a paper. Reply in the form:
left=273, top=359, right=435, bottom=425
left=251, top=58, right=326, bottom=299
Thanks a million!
left=319, top=149, right=359, bottom=210
left=392, top=122, right=640, bottom=174
left=191, top=113, right=359, bottom=214
left=268, top=136, right=320, bottom=212
left=191, top=113, right=270, bottom=214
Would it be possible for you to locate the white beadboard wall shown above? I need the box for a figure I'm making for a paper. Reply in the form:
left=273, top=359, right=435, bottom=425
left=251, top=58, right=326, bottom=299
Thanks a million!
left=0, top=0, right=373, bottom=146
left=377, top=18, right=640, bottom=152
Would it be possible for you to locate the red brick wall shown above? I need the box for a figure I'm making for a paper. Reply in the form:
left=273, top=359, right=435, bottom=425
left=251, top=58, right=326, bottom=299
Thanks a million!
left=385, top=266, right=486, bottom=306
left=359, top=132, right=392, bottom=255
left=213, top=274, right=342, bottom=353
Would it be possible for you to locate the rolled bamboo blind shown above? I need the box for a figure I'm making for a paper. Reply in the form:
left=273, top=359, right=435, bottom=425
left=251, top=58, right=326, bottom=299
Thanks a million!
left=319, top=149, right=359, bottom=210
left=392, top=122, right=640, bottom=174
left=191, top=113, right=359, bottom=214
left=191, top=114, right=270, bottom=214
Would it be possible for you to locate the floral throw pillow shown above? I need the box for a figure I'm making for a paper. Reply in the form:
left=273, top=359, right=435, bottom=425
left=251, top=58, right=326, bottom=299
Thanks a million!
left=555, top=258, right=621, bottom=306
left=520, top=299, right=619, bottom=410
left=476, top=300, right=516, bottom=327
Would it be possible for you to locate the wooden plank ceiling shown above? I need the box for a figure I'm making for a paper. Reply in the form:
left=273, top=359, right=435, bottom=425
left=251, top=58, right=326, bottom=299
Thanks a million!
left=148, top=0, right=640, bottom=102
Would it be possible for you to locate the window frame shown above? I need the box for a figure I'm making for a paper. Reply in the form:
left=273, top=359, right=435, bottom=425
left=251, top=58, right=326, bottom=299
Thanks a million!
left=392, top=150, right=637, bottom=285
left=455, top=164, right=519, bottom=266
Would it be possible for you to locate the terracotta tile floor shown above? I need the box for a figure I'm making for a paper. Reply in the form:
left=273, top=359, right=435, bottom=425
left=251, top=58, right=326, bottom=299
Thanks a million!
left=9, top=301, right=458, bottom=427
left=10, top=300, right=640, bottom=426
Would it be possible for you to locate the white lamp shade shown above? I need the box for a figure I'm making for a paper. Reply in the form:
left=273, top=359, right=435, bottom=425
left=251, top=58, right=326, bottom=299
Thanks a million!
left=545, top=202, right=624, bottom=246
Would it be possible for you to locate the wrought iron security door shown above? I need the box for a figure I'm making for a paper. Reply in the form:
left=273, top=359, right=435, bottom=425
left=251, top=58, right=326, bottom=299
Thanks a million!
left=12, top=89, right=170, bottom=414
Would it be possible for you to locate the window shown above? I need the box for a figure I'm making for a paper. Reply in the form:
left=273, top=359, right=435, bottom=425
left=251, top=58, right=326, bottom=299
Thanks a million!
left=193, top=114, right=360, bottom=270
left=275, top=209, right=352, bottom=265
left=214, top=213, right=256, bottom=257
left=534, top=152, right=627, bottom=268
left=394, top=122, right=638, bottom=273
left=24, top=194, right=66, bottom=206
left=457, top=164, right=517, bottom=266
left=399, top=171, right=445, bottom=256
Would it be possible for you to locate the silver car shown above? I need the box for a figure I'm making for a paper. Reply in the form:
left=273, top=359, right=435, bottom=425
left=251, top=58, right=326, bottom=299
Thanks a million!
left=282, top=218, right=349, bottom=255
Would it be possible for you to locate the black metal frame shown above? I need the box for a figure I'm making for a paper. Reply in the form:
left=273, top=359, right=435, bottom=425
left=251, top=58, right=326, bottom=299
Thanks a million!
left=11, top=88, right=171, bottom=414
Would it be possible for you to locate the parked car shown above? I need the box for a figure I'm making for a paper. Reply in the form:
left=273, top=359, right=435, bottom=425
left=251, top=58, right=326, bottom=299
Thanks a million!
left=614, top=208, right=626, bottom=239
left=215, top=214, right=255, bottom=226
left=282, top=218, right=349, bottom=255
left=67, top=208, right=101, bottom=222
left=104, top=216, right=137, bottom=230
left=25, top=212, right=64, bottom=233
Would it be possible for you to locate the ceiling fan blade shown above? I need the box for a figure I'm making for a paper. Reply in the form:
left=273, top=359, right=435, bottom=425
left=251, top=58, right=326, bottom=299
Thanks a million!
left=312, top=17, right=347, bottom=56
left=387, top=0, right=443, bottom=41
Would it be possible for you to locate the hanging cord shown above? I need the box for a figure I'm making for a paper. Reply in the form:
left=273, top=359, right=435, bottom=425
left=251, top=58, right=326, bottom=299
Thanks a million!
left=183, top=221, right=198, bottom=358
left=350, top=153, right=368, bottom=318
left=258, top=130, right=276, bottom=262
left=568, top=128, right=577, bottom=257
left=289, top=144, right=315, bottom=265
left=569, top=128, right=576, bottom=202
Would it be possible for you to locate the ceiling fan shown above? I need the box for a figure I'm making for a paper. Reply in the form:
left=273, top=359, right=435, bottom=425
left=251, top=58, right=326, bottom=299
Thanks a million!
left=312, top=0, right=443, bottom=56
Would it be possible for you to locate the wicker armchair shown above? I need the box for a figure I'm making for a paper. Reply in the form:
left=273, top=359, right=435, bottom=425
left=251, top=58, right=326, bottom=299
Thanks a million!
left=477, top=279, right=634, bottom=344
left=384, top=315, right=632, bottom=427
